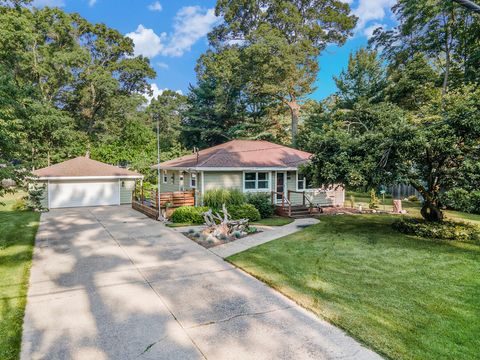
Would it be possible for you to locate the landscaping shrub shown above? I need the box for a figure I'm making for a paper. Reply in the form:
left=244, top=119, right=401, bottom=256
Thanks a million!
left=171, top=206, right=209, bottom=224
left=407, top=195, right=419, bottom=202
left=441, top=188, right=480, bottom=214
left=203, top=188, right=245, bottom=209
left=369, top=189, right=380, bottom=209
left=245, top=192, right=274, bottom=218
left=228, top=204, right=261, bottom=221
left=441, top=188, right=471, bottom=212
left=12, top=198, right=27, bottom=211
left=392, top=218, right=480, bottom=244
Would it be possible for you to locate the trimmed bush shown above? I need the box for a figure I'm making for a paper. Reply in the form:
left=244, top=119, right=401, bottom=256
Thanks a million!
left=203, top=188, right=245, bottom=209
left=228, top=203, right=261, bottom=222
left=171, top=206, right=209, bottom=224
left=245, top=192, right=274, bottom=218
left=392, top=218, right=480, bottom=244
left=441, top=188, right=480, bottom=214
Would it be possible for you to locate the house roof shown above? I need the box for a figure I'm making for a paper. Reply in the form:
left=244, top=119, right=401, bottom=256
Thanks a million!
left=32, top=157, right=143, bottom=179
left=153, top=140, right=313, bottom=170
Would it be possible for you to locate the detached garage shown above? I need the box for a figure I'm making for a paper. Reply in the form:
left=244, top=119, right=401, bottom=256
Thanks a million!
left=32, top=156, right=143, bottom=209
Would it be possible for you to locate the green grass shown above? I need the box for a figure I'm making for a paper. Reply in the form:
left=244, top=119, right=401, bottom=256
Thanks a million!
left=0, top=192, right=40, bottom=360
left=228, top=215, right=480, bottom=360
left=252, top=216, right=294, bottom=226
left=165, top=222, right=198, bottom=228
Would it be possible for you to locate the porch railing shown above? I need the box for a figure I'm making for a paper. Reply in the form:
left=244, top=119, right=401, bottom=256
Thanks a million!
left=271, top=191, right=292, bottom=217
left=288, top=190, right=314, bottom=214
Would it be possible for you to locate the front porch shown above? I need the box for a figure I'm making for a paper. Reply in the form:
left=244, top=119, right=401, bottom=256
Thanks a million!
left=132, top=186, right=196, bottom=219
left=271, top=189, right=341, bottom=218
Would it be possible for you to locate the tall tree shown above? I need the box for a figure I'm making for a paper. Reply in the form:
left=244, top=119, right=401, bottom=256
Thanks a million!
left=334, top=48, right=386, bottom=109
left=208, top=0, right=357, bottom=146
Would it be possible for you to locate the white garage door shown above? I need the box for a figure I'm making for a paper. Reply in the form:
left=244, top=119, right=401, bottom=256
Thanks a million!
left=49, top=180, right=120, bottom=208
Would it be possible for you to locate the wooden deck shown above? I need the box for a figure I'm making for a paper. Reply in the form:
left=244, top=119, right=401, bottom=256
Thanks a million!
left=132, top=189, right=195, bottom=220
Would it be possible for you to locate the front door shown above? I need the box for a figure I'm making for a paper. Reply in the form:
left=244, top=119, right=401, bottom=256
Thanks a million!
left=276, top=172, right=285, bottom=202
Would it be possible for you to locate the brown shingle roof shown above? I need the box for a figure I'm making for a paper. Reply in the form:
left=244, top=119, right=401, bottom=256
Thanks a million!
left=153, top=140, right=312, bottom=169
left=33, top=157, right=143, bottom=178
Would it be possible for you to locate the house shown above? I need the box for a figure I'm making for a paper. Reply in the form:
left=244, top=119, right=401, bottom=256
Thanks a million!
left=152, top=140, right=344, bottom=208
left=32, top=156, right=143, bottom=209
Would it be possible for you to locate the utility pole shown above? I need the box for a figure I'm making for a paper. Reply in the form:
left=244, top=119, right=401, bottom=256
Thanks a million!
left=156, top=115, right=164, bottom=221
left=452, top=0, right=480, bottom=13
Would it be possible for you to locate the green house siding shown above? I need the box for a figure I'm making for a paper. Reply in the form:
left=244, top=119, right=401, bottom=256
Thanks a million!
left=204, top=172, right=243, bottom=191
left=159, top=170, right=200, bottom=193
left=120, top=179, right=135, bottom=204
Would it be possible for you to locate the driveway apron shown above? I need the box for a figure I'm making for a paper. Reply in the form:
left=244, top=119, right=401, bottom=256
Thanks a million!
left=21, top=205, right=381, bottom=360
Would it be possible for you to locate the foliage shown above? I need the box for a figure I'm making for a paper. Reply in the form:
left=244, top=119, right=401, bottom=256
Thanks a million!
left=392, top=218, right=479, bottom=244
left=442, top=188, right=480, bottom=215
left=369, top=189, right=380, bottom=209
left=227, top=204, right=261, bottom=222
left=207, top=0, right=357, bottom=145
left=306, top=84, right=480, bottom=222
left=11, top=198, right=26, bottom=211
left=334, top=49, right=386, bottom=109
left=229, top=215, right=480, bottom=360
left=245, top=192, right=274, bottom=219
left=170, top=206, right=209, bottom=224
left=203, top=188, right=245, bottom=209
left=349, top=195, right=355, bottom=208
left=26, top=184, right=46, bottom=212
left=0, top=3, right=157, bottom=175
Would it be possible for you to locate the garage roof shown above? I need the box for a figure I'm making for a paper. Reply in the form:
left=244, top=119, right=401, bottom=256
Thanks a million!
left=33, top=157, right=143, bottom=179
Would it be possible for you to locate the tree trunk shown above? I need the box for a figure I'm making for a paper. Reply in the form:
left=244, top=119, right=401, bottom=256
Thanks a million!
left=287, top=100, right=300, bottom=147
left=420, top=200, right=444, bottom=222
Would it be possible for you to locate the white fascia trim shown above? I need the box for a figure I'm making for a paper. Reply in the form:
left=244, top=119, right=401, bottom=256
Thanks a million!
left=157, top=166, right=299, bottom=171
left=34, top=175, right=144, bottom=181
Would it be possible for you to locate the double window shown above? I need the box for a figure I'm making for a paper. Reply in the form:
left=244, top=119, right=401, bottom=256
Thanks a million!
left=244, top=172, right=269, bottom=191
left=297, top=172, right=314, bottom=191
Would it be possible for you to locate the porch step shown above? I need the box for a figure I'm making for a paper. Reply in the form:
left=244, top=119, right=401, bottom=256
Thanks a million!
left=275, top=205, right=317, bottom=218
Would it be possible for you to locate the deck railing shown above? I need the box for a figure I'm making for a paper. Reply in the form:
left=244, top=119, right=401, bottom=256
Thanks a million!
left=132, top=188, right=195, bottom=219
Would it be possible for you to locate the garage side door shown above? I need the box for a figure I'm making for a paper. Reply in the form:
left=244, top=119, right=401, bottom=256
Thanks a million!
left=49, top=180, right=120, bottom=208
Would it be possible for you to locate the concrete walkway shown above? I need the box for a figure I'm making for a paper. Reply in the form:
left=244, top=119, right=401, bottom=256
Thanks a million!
left=209, top=218, right=319, bottom=258
left=22, top=206, right=381, bottom=360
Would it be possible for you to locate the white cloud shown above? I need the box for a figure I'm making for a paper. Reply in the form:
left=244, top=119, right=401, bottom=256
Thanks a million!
left=31, top=0, right=65, bottom=7
left=127, top=6, right=219, bottom=59
left=353, top=0, right=395, bottom=30
left=126, top=25, right=167, bottom=58
left=144, top=84, right=182, bottom=103
left=88, top=0, right=97, bottom=6
left=148, top=1, right=162, bottom=12
left=162, top=6, right=220, bottom=57
left=156, top=62, right=169, bottom=69
left=363, top=23, right=385, bottom=39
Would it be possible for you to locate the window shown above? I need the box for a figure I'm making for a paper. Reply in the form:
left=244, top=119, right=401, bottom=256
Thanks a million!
left=297, top=172, right=314, bottom=191
left=171, top=173, right=175, bottom=183
left=162, top=171, right=168, bottom=184
left=190, top=173, right=197, bottom=188
left=244, top=172, right=269, bottom=191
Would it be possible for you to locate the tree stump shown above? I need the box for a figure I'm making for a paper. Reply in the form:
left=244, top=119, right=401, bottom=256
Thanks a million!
left=393, top=199, right=403, bottom=214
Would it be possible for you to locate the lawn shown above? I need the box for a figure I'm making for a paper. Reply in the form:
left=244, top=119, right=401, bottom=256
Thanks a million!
left=252, top=216, right=294, bottom=226
left=228, top=214, right=480, bottom=360
left=0, top=193, right=40, bottom=360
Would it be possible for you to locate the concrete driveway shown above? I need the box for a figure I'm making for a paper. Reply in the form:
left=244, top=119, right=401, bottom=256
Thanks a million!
left=21, top=206, right=381, bottom=360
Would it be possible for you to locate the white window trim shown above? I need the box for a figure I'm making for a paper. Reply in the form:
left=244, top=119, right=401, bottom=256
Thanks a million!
left=190, top=173, right=197, bottom=188
left=162, top=170, right=168, bottom=184
left=243, top=171, right=271, bottom=192
left=296, top=171, right=315, bottom=191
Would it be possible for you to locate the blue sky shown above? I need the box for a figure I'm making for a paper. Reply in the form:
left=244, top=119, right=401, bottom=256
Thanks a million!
left=32, top=0, right=397, bottom=100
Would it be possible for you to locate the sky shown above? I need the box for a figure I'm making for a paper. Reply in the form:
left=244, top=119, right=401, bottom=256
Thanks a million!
left=31, top=0, right=397, bottom=100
